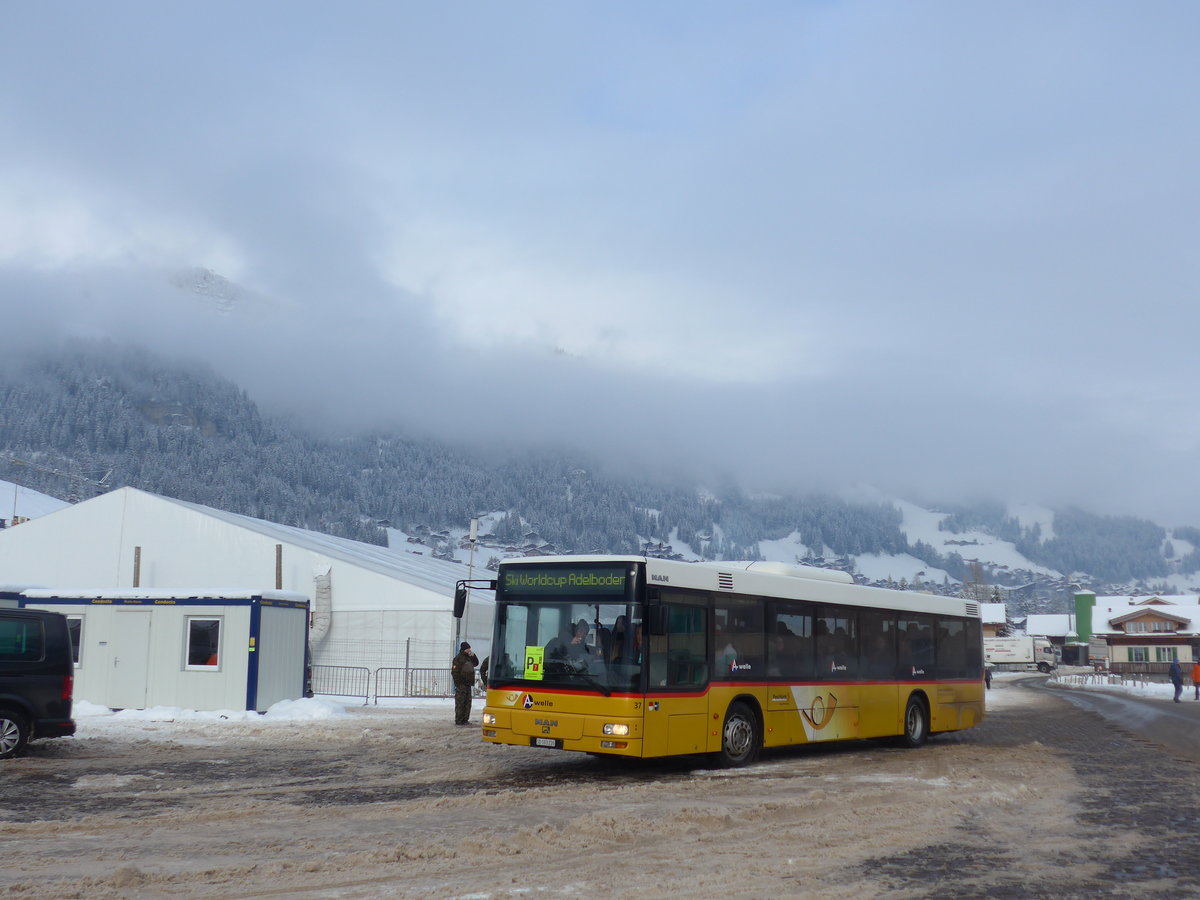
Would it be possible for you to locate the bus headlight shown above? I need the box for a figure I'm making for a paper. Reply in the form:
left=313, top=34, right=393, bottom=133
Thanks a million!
left=602, top=723, right=630, bottom=736
left=483, top=712, right=497, bottom=726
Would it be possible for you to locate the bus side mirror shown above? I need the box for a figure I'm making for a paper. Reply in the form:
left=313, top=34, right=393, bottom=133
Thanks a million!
left=453, top=579, right=497, bottom=618
left=648, top=604, right=668, bottom=636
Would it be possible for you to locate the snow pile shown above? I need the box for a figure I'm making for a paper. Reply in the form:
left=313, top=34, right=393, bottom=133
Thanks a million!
left=73, top=696, right=351, bottom=723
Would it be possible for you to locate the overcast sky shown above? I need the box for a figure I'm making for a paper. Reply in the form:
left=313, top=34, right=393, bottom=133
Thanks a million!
left=3, top=3, right=1198, bottom=525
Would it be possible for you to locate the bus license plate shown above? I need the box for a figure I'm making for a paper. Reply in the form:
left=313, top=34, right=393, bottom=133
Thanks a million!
left=532, top=737, right=562, bottom=749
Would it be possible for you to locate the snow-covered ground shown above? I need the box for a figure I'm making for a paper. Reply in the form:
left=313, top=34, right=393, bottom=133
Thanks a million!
left=6, top=674, right=1191, bottom=898
left=1049, top=668, right=1198, bottom=701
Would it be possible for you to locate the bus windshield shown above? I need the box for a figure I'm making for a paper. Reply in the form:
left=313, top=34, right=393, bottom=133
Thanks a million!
left=489, top=564, right=642, bottom=693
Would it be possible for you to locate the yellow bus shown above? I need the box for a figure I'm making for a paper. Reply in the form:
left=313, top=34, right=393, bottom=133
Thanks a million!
left=471, top=555, right=985, bottom=766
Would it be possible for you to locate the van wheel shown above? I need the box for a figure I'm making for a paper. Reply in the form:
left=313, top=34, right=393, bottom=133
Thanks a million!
left=0, top=709, right=29, bottom=759
left=898, top=695, right=928, bottom=748
left=717, top=701, right=760, bottom=767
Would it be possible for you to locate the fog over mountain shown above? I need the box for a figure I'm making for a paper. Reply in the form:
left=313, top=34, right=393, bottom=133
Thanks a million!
left=3, top=5, right=1199, bottom=526
left=3, top=342, right=1199, bottom=614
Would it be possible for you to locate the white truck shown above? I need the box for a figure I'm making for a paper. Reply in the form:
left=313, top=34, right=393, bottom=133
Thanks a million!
left=984, top=635, right=1058, bottom=673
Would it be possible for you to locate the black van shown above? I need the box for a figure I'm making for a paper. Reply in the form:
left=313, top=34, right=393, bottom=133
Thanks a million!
left=0, top=608, right=76, bottom=758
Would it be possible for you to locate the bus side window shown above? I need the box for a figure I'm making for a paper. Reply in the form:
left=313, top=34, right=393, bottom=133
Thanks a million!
left=650, top=602, right=708, bottom=688
left=964, top=619, right=983, bottom=677
left=714, top=598, right=762, bottom=679
left=859, top=610, right=897, bottom=679
left=815, top=609, right=858, bottom=679
left=937, top=618, right=968, bottom=679
left=767, top=604, right=814, bottom=679
left=897, top=615, right=934, bottom=678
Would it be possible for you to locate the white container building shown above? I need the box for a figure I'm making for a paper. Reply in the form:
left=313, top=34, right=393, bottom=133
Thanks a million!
left=11, top=588, right=309, bottom=712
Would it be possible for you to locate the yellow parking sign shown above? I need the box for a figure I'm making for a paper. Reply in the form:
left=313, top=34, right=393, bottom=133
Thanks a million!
left=524, top=646, right=544, bottom=680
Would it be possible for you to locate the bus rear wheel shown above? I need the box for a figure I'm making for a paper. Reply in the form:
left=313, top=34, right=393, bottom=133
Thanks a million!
left=899, top=695, right=928, bottom=748
left=717, top=701, right=760, bottom=767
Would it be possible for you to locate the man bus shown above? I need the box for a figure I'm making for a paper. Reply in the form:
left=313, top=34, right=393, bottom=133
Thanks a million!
left=468, top=555, right=984, bottom=767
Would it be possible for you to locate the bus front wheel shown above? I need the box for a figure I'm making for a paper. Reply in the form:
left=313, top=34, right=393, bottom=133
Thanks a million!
left=899, top=695, right=928, bottom=748
left=717, top=701, right=760, bottom=767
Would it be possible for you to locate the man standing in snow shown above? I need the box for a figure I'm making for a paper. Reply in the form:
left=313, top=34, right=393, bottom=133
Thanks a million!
left=1168, top=658, right=1183, bottom=703
left=1191, top=659, right=1200, bottom=701
left=451, top=642, right=479, bottom=725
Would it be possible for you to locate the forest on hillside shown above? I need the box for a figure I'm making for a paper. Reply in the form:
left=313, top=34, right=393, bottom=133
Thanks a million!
left=1, top=343, right=1194, bottom=588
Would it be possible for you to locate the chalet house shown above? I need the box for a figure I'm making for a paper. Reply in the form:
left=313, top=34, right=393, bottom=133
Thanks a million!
left=1097, top=596, right=1199, bottom=673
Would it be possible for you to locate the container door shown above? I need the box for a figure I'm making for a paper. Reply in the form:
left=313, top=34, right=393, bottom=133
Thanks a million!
left=107, top=611, right=152, bottom=710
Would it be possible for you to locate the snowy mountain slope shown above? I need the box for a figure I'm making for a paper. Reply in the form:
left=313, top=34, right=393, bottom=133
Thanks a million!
left=394, top=496, right=1060, bottom=588
left=892, top=500, right=1060, bottom=578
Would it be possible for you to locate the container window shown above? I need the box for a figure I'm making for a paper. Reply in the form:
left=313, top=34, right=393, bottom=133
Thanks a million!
left=186, top=617, right=222, bottom=669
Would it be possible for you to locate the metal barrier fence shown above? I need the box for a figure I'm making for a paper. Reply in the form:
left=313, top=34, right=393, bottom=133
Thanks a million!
left=407, top=667, right=454, bottom=698
left=373, top=667, right=454, bottom=701
left=1053, top=672, right=1129, bottom=687
left=311, top=665, right=468, bottom=703
left=1107, top=661, right=1186, bottom=677
left=1053, top=671, right=1164, bottom=690
left=310, top=665, right=372, bottom=704
left=373, top=667, right=407, bottom=700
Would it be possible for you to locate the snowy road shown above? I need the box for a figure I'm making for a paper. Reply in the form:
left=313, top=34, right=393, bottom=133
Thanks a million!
left=3, top=678, right=1198, bottom=899
left=1046, top=679, right=1200, bottom=765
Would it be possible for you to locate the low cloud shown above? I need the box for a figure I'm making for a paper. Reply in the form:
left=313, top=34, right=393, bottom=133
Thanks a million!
left=2, top=4, right=1199, bottom=525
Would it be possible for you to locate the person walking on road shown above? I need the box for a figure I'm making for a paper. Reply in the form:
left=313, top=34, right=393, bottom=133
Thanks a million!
left=1169, top=658, right=1183, bottom=703
left=451, top=641, right=480, bottom=725
left=1192, top=658, right=1200, bottom=701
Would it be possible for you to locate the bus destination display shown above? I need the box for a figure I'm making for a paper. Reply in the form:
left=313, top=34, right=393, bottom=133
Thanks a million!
left=501, top=567, right=627, bottom=595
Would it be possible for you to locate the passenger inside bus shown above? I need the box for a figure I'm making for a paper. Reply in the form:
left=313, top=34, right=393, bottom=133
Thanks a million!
left=865, top=632, right=895, bottom=678
left=545, top=626, right=572, bottom=659
left=609, top=624, right=642, bottom=666
left=607, top=615, right=630, bottom=663
left=767, top=625, right=798, bottom=676
left=567, top=619, right=595, bottom=657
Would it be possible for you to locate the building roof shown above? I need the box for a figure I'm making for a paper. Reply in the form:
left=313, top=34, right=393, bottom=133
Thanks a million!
left=1108, top=607, right=1192, bottom=627
left=18, top=587, right=310, bottom=603
left=151, top=490, right=478, bottom=599
left=0, top=487, right=492, bottom=608
left=980, top=603, right=1007, bottom=625
left=1095, top=594, right=1199, bottom=606
left=1023, top=613, right=1074, bottom=637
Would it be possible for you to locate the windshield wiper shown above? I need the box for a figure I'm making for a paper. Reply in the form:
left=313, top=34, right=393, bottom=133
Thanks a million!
left=571, top=672, right=612, bottom=697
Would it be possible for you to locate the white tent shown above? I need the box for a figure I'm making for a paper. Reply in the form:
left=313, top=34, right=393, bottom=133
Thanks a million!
left=0, top=487, right=493, bottom=671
